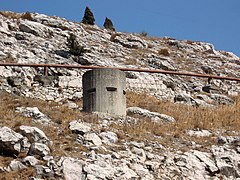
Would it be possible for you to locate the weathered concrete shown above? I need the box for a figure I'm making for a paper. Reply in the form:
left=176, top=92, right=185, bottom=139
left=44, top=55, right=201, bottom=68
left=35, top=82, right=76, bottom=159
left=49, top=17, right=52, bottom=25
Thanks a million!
left=83, top=68, right=126, bottom=115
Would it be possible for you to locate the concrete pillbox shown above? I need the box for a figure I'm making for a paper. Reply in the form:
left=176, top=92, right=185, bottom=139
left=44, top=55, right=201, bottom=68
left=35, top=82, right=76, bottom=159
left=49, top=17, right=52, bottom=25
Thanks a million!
left=83, top=68, right=126, bottom=116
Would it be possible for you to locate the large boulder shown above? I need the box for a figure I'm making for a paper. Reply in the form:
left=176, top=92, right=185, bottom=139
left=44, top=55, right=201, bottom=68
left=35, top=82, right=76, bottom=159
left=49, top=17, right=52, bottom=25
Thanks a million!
left=83, top=133, right=102, bottom=146
left=113, top=34, right=147, bottom=49
left=127, top=107, right=175, bottom=123
left=6, top=160, right=27, bottom=172
left=28, top=142, right=50, bottom=157
left=58, top=157, right=85, bottom=180
left=211, top=146, right=240, bottom=178
left=18, top=125, right=50, bottom=145
left=174, top=93, right=198, bottom=106
left=0, top=126, right=25, bottom=156
left=99, top=131, right=118, bottom=144
left=69, top=120, right=91, bottom=135
left=210, top=94, right=234, bottom=105
left=19, top=20, right=51, bottom=37
left=16, top=107, right=52, bottom=125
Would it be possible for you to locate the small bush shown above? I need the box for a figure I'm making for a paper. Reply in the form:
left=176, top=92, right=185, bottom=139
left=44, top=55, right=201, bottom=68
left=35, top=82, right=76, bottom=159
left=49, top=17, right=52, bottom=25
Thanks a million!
left=158, top=48, right=170, bottom=56
left=139, top=31, right=148, bottom=37
left=110, top=33, right=118, bottom=42
left=67, top=33, right=86, bottom=56
left=103, top=17, right=115, bottom=31
left=21, top=12, right=33, bottom=21
left=82, top=7, right=95, bottom=25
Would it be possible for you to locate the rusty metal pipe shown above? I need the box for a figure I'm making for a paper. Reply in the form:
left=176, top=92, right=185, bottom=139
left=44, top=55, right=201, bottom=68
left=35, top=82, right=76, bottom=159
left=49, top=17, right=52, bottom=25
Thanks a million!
left=0, top=62, right=240, bottom=82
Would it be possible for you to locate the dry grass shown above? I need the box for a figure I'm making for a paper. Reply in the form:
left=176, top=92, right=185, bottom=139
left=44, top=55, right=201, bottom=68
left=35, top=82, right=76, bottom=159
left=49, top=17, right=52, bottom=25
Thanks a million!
left=158, top=48, right=170, bottom=56
left=124, top=58, right=138, bottom=65
left=0, top=167, right=37, bottom=180
left=127, top=91, right=240, bottom=131
left=0, top=91, right=88, bottom=159
left=120, top=91, right=240, bottom=149
left=0, top=89, right=240, bottom=167
left=0, top=11, right=33, bottom=21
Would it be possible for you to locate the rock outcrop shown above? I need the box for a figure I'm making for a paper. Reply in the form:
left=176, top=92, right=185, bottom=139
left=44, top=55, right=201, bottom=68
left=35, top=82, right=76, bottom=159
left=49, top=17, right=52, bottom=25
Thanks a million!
left=0, top=11, right=240, bottom=179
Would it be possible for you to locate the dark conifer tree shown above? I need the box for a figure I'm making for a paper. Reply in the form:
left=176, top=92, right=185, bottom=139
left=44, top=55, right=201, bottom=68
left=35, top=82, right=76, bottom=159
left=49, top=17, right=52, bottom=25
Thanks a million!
left=67, top=33, right=85, bottom=56
left=103, top=17, right=115, bottom=31
left=82, top=7, right=95, bottom=25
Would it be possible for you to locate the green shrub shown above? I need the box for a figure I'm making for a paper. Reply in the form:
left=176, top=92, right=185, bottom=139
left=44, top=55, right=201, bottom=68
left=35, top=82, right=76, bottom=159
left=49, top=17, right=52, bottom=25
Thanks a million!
left=140, top=31, right=148, bottom=37
left=103, top=17, right=115, bottom=31
left=67, top=33, right=86, bottom=56
left=81, top=7, right=95, bottom=25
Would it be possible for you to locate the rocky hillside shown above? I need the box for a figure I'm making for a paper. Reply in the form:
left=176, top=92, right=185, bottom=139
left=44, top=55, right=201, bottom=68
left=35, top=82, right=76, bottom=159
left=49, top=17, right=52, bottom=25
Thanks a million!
left=0, top=11, right=240, bottom=179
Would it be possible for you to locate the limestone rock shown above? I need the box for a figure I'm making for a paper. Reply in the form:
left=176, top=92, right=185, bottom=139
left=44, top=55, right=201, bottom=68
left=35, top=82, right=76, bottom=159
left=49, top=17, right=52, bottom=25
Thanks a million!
left=130, top=163, right=154, bottom=179
left=63, top=102, right=78, bottom=109
left=6, top=160, right=27, bottom=172
left=84, top=163, right=116, bottom=179
left=35, top=165, right=54, bottom=178
left=19, top=125, right=50, bottom=145
left=131, top=147, right=147, bottom=162
left=16, top=107, right=51, bottom=125
left=116, top=164, right=138, bottom=179
left=7, top=76, right=24, bottom=87
left=28, top=142, right=50, bottom=157
left=69, top=120, right=91, bottom=135
left=186, top=129, right=212, bottom=137
left=211, top=146, right=240, bottom=178
left=23, top=156, right=39, bottom=167
left=59, top=157, right=85, bottom=180
left=192, top=150, right=218, bottom=173
left=127, top=107, right=175, bottom=123
left=19, top=20, right=50, bottom=37
left=148, top=58, right=176, bottom=71
left=217, top=136, right=240, bottom=145
left=99, top=131, right=118, bottom=144
left=210, top=94, right=234, bottom=105
left=84, top=133, right=102, bottom=146
left=58, top=76, right=82, bottom=88
left=113, top=34, right=147, bottom=49
left=0, top=126, right=24, bottom=156
left=174, top=93, right=197, bottom=106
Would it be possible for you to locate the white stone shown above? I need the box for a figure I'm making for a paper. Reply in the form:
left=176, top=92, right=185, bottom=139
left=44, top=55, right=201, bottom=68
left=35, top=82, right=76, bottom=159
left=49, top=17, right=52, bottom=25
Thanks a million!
left=84, top=163, right=115, bottom=179
left=19, top=20, right=50, bottom=37
left=69, top=120, right=91, bottom=135
left=7, top=160, right=27, bottom=172
left=192, top=150, right=218, bottom=173
left=23, top=156, right=39, bottom=166
left=187, top=129, right=212, bottom=137
left=28, top=142, right=50, bottom=157
left=0, top=126, right=24, bottom=155
left=99, top=131, right=118, bottom=144
left=19, top=125, right=50, bottom=145
left=127, top=107, right=175, bottom=123
left=84, top=133, right=102, bottom=146
left=61, top=157, right=84, bottom=180
left=16, top=107, right=51, bottom=124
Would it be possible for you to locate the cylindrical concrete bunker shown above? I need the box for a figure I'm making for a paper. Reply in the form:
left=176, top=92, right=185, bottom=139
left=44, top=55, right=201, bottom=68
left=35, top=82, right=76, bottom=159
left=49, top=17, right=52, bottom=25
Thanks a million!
left=83, top=68, right=126, bottom=116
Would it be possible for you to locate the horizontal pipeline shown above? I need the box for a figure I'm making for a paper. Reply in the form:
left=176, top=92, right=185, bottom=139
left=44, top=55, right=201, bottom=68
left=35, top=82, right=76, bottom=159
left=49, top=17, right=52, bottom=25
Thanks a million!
left=0, top=62, right=240, bottom=82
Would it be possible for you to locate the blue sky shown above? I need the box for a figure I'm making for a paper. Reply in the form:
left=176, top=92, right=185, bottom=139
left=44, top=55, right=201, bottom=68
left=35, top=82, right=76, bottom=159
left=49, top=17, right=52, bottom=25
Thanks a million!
left=1, top=0, right=240, bottom=57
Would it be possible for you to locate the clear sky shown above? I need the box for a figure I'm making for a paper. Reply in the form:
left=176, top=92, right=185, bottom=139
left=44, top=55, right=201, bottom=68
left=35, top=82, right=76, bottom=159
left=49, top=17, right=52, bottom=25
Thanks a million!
left=1, top=0, right=240, bottom=57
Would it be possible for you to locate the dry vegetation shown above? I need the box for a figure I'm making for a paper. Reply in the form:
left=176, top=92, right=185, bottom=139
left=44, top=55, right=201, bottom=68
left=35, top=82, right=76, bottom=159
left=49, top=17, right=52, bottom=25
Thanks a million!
left=0, top=90, right=239, bottom=177
left=158, top=48, right=170, bottom=56
left=126, top=91, right=240, bottom=131
left=0, top=11, right=33, bottom=21
left=121, top=91, right=240, bottom=150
